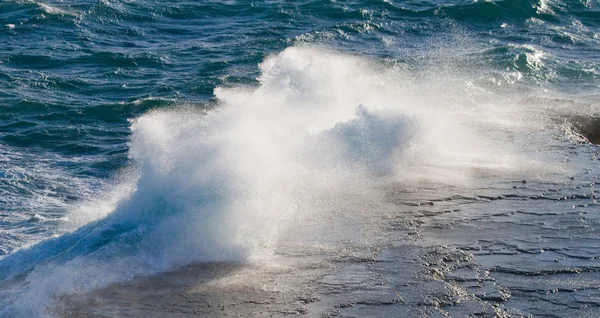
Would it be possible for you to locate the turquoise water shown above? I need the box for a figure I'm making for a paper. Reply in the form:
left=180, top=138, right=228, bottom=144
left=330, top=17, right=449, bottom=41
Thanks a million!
left=1, top=0, right=599, bottom=316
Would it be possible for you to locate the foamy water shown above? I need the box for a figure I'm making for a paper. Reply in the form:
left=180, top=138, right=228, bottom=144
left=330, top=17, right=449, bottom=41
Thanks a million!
left=1, top=45, right=590, bottom=316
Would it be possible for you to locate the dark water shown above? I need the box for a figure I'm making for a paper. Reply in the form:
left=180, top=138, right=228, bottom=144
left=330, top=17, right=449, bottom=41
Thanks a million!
left=0, top=0, right=599, bottom=316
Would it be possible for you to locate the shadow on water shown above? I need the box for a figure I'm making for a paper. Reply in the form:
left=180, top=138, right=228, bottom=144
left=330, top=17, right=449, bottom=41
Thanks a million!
left=51, top=262, right=251, bottom=317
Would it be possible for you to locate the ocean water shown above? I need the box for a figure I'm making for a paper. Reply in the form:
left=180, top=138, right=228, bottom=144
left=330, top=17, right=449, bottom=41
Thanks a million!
left=0, top=0, right=599, bottom=316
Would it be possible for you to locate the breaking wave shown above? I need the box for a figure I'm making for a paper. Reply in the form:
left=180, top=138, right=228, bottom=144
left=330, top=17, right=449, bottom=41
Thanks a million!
left=0, top=45, right=556, bottom=316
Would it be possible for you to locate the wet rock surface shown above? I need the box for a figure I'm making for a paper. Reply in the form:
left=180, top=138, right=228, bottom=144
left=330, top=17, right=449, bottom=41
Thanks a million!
left=568, top=115, right=600, bottom=145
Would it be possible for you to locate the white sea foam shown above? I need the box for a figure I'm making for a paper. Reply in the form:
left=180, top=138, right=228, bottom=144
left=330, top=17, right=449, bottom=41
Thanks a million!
left=0, top=45, right=558, bottom=316
left=37, top=3, right=82, bottom=19
left=535, top=0, right=556, bottom=15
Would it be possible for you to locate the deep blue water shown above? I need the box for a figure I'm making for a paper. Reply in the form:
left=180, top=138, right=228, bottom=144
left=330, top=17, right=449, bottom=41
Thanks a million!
left=0, top=0, right=599, bottom=316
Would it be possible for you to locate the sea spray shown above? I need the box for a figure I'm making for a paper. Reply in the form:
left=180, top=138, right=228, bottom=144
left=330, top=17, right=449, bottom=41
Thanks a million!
left=0, top=45, right=555, bottom=316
